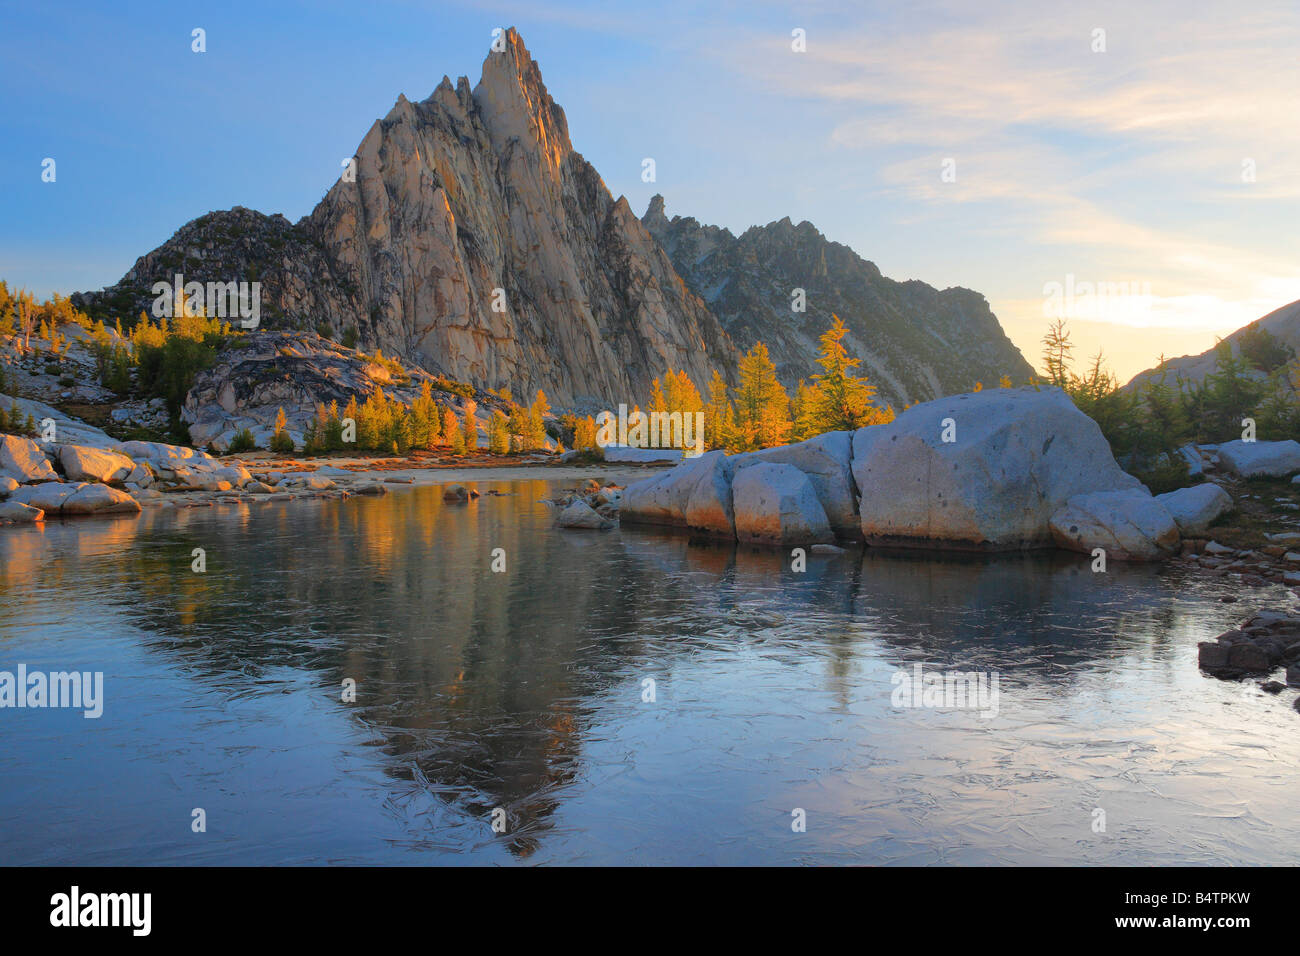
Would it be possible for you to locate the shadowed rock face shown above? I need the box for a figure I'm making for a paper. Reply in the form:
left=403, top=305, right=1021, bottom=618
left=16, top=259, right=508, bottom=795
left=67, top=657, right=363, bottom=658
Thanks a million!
left=641, top=195, right=1035, bottom=408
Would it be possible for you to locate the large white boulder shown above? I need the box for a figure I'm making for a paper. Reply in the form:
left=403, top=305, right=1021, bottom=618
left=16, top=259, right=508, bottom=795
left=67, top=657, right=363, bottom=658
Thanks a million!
left=1049, top=490, right=1180, bottom=561
left=58, top=444, right=134, bottom=483
left=621, top=450, right=731, bottom=533
left=733, top=430, right=858, bottom=539
left=731, top=462, right=834, bottom=546
left=0, top=434, right=57, bottom=483
left=681, top=452, right=736, bottom=536
left=852, top=387, right=1144, bottom=550
left=1216, top=440, right=1300, bottom=478
left=1155, top=483, right=1233, bottom=535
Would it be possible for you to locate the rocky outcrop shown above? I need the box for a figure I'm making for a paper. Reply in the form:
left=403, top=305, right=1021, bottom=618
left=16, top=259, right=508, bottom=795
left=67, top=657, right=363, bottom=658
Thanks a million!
left=180, top=331, right=511, bottom=451
left=642, top=195, right=1033, bottom=407
left=731, top=463, right=834, bottom=546
left=852, top=387, right=1144, bottom=550
left=1156, top=483, right=1234, bottom=535
left=0, top=394, right=121, bottom=449
left=1216, top=439, right=1300, bottom=478
left=1048, top=490, right=1181, bottom=561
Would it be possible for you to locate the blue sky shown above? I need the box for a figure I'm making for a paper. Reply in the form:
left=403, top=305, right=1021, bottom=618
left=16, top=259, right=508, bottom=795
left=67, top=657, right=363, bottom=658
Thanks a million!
left=3, top=0, right=1298, bottom=380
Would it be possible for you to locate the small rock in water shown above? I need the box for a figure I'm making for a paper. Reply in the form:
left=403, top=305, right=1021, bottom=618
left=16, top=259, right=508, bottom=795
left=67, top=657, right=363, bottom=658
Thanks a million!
left=1197, top=641, right=1230, bottom=671
left=1228, top=642, right=1271, bottom=673
left=557, top=498, right=613, bottom=530
left=1260, top=681, right=1286, bottom=694
left=442, top=483, right=474, bottom=501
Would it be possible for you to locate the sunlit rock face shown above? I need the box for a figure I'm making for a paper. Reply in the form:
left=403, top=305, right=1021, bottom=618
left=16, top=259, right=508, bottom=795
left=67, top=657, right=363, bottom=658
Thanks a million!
left=308, top=28, right=735, bottom=408
left=76, top=29, right=734, bottom=409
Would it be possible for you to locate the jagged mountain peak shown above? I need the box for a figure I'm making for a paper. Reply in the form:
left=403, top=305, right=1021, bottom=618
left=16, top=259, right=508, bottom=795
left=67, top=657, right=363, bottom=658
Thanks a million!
left=471, top=27, right=572, bottom=167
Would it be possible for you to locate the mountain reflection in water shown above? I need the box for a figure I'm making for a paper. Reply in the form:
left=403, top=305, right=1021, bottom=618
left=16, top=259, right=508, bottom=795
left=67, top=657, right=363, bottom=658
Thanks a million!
left=0, top=479, right=1295, bottom=865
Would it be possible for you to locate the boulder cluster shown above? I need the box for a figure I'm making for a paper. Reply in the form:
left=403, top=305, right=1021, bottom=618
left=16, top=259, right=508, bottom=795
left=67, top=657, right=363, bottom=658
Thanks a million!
left=620, top=387, right=1238, bottom=556
left=543, top=478, right=624, bottom=530
left=0, top=432, right=391, bottom=525
left=1198, top=610, right=1300, bottom=703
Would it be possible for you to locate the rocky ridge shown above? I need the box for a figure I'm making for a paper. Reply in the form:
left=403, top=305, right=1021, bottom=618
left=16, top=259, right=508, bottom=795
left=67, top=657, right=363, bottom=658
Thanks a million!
left=641, top=195, right=1035, bottom=407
